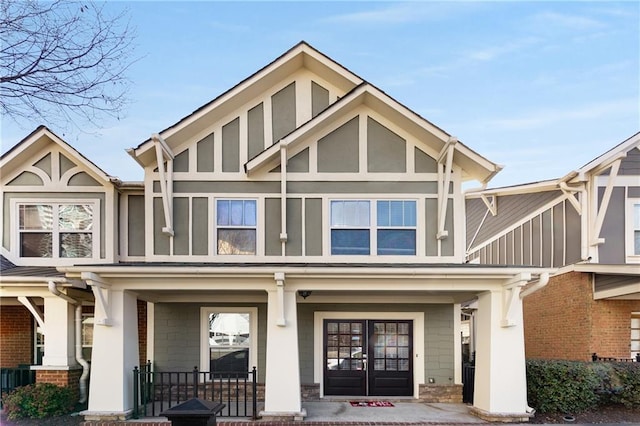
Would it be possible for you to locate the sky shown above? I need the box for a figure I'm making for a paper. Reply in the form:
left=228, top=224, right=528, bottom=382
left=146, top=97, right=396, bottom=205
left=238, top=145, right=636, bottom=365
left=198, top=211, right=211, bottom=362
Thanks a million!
left=1, top=1, right=638, bottom=188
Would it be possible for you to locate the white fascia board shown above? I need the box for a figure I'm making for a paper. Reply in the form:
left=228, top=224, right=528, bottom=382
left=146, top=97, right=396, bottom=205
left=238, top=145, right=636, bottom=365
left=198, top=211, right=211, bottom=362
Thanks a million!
left=0, top=277, right=67, bottom=284
left=571, top=263, right=640, bottom=276
left=578, top=132, right=640, bottom=176
left=466, top=179, right=560, bottom=198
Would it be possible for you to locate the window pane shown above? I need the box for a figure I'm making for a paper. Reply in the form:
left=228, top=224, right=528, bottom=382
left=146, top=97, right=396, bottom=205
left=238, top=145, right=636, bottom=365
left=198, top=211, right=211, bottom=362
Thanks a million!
left=332, top=201, right=369, bottom=227
left=217, top=200, right=230, bottom=226
left=244, top=200, right=257, bottom=226
left=404, top=201, right=416, bottom=226
left=331, top=229, right=370, bottom=255
left=209, top=312, right=250, bottom=375
left=218, top=229, right=256, bottom=254
left=59, top=205, right=93, bottom=230
left=634, top=204, right=640, bottom=228
left=230, top=200, right=244, bottom=226
left=60, top=233, right=92, bottom=258
left=357, top=201, right=370, bottom=226
left=378, top=229, right=416, bottom=255
left=377, top=201, right=390, bottom=226
left=635, top=230, right=640, bottom=256
left=21, top=233, right=52, bottom=257
left=19, top=205, right=52, bottom=230
left=390, top=201, right=404, bottom=226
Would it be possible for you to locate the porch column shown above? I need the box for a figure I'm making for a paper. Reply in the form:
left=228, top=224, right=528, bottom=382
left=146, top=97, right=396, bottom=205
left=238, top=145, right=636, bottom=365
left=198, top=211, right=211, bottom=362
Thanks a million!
left=83, top=289, right=139, bottom=421
left=471, top=289, right=530, bottom=422
left=41, top=296, right=76, bottom=367
left=261, top=273, right=305, bottom=420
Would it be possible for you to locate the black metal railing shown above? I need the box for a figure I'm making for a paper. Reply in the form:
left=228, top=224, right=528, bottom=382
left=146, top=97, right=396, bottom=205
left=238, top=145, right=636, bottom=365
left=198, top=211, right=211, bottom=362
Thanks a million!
left=462, top=362, right=475, bottom=404
left=592, top=353, right=640, bottom=362
left=133, top=363, right=258, bottom=420
left=1, top=366, right=36, bottom=402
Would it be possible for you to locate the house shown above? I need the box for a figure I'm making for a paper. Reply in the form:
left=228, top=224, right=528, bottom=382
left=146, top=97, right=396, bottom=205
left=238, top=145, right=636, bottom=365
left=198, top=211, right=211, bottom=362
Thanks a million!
left=466, top=132, right=640, bottom=362
left=1, top=42, right=551, bottom=422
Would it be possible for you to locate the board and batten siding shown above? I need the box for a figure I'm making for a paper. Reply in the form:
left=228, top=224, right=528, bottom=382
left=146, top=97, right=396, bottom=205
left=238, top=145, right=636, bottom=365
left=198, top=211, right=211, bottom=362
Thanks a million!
left=468, top=197, right=581, bottom=267
left=598, top=186, right=634, bottom=264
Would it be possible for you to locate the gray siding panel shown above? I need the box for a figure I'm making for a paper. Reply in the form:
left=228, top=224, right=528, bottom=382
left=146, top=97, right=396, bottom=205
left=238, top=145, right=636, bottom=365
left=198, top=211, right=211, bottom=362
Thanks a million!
left=531, top=216, right=541, bottom=266
left=415, top=147, right=437, bottom=173
left=619, top=147, right=640, bottom=175
left=522, top=223, right=531, bottom=265
left=68, top=172, right=100, bottom=186
left=222, top=118, right=240, bottom=173
left=59, top=154, right=75, bottom=177
left=154, top=197, right=170, bottom=255
left=595, top=274, right=640, bottom=292
left=8, top=171, right=44, bottom=186
left=34, top=153, right=52, bottom=178
left=173, top=150, right=189, bottom=173
left=442, top=199, right=454, bottom=256
left=288, top=181, right=437, bottom=194
left=506, top=232, right=514, bottom=265
left=317, top=117, right=359, bottom=173
left=127, top=195, right=145, bottom=256
left=552, top=203, right=565, bottom=267
left=513, top=227, right=522, bottom=265
left=466, top=191, right=563, bottom=249
left=425, top=198, right=438, bottom=256
left=305, top=198, right=323, bottom=256
left=541, top=210, right=552, bottom=267
left=248, top=103, right=265, bottom=160
left=629, top=187, right=640, bottom=198
left=265, top=198, right=281, bottom=256
left=565, top=199, right=582, bottom=264
left=598, top=187, right=626, bottom=264
left=192, top=197, right=209, bottom=256
left=173, top=197, right=190, bottom=255
left=197, top=133, right=215, bottom=173
left=367, top=117, right=406, bottom=173
left=311, top=81, right=329, bottom=118
left=286, top=198, right=302, bottom=256
left=288, top=148, right=309, bottom=173
left=272, top=82, right=296, bottom=142
left=154, top=181, right=280, bottom=194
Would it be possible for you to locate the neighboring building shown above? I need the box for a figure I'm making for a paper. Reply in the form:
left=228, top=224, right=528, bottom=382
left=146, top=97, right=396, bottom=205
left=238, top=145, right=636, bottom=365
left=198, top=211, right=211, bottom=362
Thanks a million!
left=466, top=132, right=640, bottom=362
left=1, top=42, right=550, bottom=422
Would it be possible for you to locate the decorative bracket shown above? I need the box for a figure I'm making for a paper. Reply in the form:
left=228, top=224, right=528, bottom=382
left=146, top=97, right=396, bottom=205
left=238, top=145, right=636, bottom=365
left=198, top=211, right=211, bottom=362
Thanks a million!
left=153, top=133, right=175, bottom=237
left=436, top=136, right=458, bottom=240
left=480, top=194, right=497, bottom=216
left=274, top=272, right=286, bottom=327
left=18, top=296, right=45, bottom=330
left=591, top=158, right=622, bottom=246
left=82, top=272, right=112, bottom=326
left=501, top=273, right=531, bottom=327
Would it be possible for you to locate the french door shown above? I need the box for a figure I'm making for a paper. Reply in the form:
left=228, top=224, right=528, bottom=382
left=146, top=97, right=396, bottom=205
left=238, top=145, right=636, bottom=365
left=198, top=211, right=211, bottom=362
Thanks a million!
left=323, top=319, right=413, bottom=396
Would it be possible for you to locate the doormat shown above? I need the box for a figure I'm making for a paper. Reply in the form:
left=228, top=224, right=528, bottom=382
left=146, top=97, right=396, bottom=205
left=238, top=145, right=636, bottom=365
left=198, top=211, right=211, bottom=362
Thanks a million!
left=349, top=400, right=394, bottom=407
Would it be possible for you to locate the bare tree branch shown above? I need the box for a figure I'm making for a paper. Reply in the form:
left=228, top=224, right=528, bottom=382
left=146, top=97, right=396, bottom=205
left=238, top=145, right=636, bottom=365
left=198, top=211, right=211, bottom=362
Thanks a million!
left=0, top=0, right=137, bottom=129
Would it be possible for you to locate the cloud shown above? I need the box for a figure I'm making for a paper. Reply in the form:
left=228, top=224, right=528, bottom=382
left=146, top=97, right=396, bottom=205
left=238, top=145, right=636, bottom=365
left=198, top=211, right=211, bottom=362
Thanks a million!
left=321, top=2, right=478, bottom=25
left=467, top=37, right=540, bottom=61
left=529, top=11, right=606, bottom=32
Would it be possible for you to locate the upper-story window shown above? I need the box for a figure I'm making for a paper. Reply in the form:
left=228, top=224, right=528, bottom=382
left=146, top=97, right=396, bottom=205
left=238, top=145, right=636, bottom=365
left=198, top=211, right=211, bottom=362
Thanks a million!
left=18, top=203, right=95, bottom=258
left=632, top=201, right=640, bottom=256
left=216, top=200, right=257, bottom=255
left=626, top=199, right=640, bottom=261
left=330, top=200, right=416, bottom=255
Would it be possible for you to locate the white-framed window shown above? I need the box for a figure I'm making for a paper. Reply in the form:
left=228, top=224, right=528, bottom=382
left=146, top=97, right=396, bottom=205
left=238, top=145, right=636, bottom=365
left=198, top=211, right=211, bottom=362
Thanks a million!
left=626, top=199, right=640, bottom=261
left=632, top=313, right=640, bottom=360
left=200, top=307, right=258, bottom=375
left=215, top=199, right=257, bottom=255
left=14, top=200, right=99, bottom=260
left=330, top=199, right=417, bottom=255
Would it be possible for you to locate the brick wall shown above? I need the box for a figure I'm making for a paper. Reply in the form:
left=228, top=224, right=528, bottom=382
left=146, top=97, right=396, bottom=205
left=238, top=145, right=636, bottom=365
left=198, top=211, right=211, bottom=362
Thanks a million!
left=0, top=305, right=34, bottom=367
left=523, top=271, right=640, bottom=361
left=36, top=368, right=82, bottom=401
left=137, top=300, right=147, bottom=366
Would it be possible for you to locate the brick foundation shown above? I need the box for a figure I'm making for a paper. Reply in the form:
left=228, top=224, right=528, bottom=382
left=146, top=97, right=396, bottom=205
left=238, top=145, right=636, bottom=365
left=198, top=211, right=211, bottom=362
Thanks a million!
left=35, top=367, right=83, bottom=401
left=301, top=383, right=320, bottom=401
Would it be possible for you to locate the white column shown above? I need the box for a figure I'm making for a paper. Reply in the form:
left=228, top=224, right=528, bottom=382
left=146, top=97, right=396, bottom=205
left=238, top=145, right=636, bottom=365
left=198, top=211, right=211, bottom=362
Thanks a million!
left=261, top=278, right=304, bottom=420
left=453, top=303, right=462, bottom=385
left=472, top=289, right=529, bottom=419
left=42, top=296, right=76, bottom=367
left=83, top=290, right=139, bottom=420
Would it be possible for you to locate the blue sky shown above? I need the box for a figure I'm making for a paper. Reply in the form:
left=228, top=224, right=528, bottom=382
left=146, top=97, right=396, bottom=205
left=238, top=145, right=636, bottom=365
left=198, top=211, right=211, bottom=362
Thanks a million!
left=1, top=1, right=638, bottom=188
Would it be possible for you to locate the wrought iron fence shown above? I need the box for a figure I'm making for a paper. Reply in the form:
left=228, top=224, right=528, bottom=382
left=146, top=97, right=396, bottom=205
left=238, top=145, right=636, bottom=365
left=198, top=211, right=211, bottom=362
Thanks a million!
left=462, top=362, right=475, bottom=404
left=133, top=362, right=258, bottom=419
left=592, top=353, right=640, bottom=362
left=1, top=366, right=36, bottom=403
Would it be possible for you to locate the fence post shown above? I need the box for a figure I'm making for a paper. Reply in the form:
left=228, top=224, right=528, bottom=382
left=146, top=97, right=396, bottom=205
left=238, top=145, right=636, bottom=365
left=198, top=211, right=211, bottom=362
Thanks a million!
left=636, top=354, right=640, bottom=362
left=592, top=353, right=598, bottom=362
left=193, top=366, right=199, bottom=398
left=133, top=366, right=139, bottom=419
left=252, top=366, right=257, bottom=420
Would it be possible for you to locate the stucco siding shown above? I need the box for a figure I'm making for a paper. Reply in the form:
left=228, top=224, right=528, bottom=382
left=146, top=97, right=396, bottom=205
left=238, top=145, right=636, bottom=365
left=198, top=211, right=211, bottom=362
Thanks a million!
left=288, top=148, right=309, bottom=173
left=286, top=198, right=303, bottom=256
left=305, top=198, right=323, bottom=256
left=317, top=117, right=359, bottom=173
left=248, top=103, right=265, bottom=160
left=196, top=133, right=215, bottom=173
left=222, top=117, right=240, bottom=173
left=192, top=197, right=209, bottom=255
left=173, top=150, right=189, bottom=173
left=414, top=147, right=437, bottom=173
left=173, top=197, right=190, bottom=255
left=311, top=81, right=330, bottom=118
left=68, top=172, right=101, bottom=186
left=265, top=198, right=281, bottom=256
left=288, top=181, right=438, bottom=194
left=272, top=82, right=296, bottom=143
left=367, top=117, right=406, bottom=173
left=153, top=181, right=280, bottom=194
left=153, top=197, right=170, bottom=255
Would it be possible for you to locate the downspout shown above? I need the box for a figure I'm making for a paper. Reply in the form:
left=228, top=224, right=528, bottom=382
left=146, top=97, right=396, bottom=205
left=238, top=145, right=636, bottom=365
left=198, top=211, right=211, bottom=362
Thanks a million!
left=519, top=272, right=550, bottom=299
left=48, top=281, right=89, bottom=404
left=280, top=142, right=288, bottom=256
